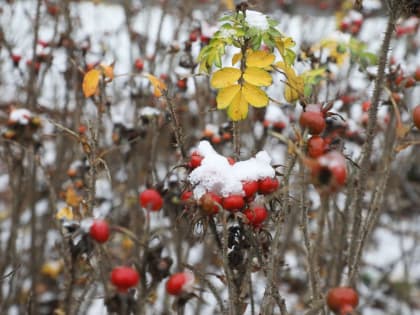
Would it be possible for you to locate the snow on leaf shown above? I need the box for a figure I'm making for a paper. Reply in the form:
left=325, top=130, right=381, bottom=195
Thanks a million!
left=146, top=74, right=167, bottom=97
left=243, top=67, right=272, bottom=87
left=210, top=67, right=241, bottom=89
left=242, top=82, right=268, bottom=107
left=227, top=89, right=248, bottom=121
left=82, top=69, right=100, bottom=98
left=216, top=84, right=241, bottom=109
left=246, top=50, right=275, bottom=68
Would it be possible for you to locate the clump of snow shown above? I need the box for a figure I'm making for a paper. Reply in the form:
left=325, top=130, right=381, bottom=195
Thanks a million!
left=9, top=108, right=32, bottom=125
left=139, top=106, right=161, bottom=117
left=189, top=141, right=275, bottom=199
left=264, top=104, right=288, bottom=124
left=245, top=10, right=269, bottom=31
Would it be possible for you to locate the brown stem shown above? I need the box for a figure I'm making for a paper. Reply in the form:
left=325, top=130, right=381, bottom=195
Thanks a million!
left=347, top=14, right=395, bottom=286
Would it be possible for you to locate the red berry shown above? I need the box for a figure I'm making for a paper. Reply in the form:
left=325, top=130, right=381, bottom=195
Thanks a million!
left=211, top=135, right=221, bottom=144
left=222, top=195, right=245, bottom=212
left=413, top=105, right=420, bottom=129
left=339, top=21, right=350, bottom=31
left=11, top=54, right=21, bottom=65
left=134, top=58, right=144, bottom=71
left=189, top=31, right=198, bottom=42
left=227, top=157, right=235, bottom=165
left=189, top=152, right=203, bottom=169
left=327, top=287, right=359, bottom=314
left=405, top=77, right=416, bottom=88
left=243, top=206, right=268, bottom=227
left=177, top=78, right=187, bottom=90
left=180, top=190, right=193, bottom=201
left=273, top=121, right=286, bottom=132
left=110, top=266, right=139, bottom=292
left=339, top=95, right=355, bottom=105
left=395, top=74, right=404, bottom=86
left=307, top=135, right=325, bottom=158
left=258, top=177, right=279, bottom=195
left=139, top=189, right=163, bottom=211
left=361, top=101, right=371, bottom=112
left=47, top=4, right=60, bottom=16
left=352, top=18, right=363, bottom=28
left=89, top=219, right=110, bottom=243
left=200, top=192, right=222, bottom=214
left=166, top=272, right=195, bottom=296
left=312, top=151, right=347, bottom=190
left=200, top=35, right=210, bottom=44
left=242, top=181, right=259, bottom=200
left=78, top=124, right=87, bottom=134
left=299, top=111, right=326, bottom=135
left=350, top=24, right=360, bottom=35
left=415, top=68, right=420, bottom=81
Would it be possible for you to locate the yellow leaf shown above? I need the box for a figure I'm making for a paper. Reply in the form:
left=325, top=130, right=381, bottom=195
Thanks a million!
left=242, top=83, right=268, bottom=108
left=232, top=52, right=242, bottom=66
left=41, top=260, right=63, bottom=279
left=210, top=68, right=241, bottom=89
left=82, top=69, right=100, bottom=98
left=53, top=309, right=66, bottom=315
left=275, top=62, right=304, bottom=102
left=122, top=237, right=134, bottom=251
left=216, top=84, right=241, bottom=109
left=275, top=37, right=295, bottom=56
left=56, top=207, right=74, bottom=221
left=100, top=64, right=114, bottom=81
left=246, top=51, right=275, bottom=68
left=147, top=74, right=167, bottom=97
left=227, top=90, right=248, bottom=121
left=221, top=0, right=235, bottom=10
left=243, top=67, right=272, bottom=87
left=65, top=187, right=82, bottom=208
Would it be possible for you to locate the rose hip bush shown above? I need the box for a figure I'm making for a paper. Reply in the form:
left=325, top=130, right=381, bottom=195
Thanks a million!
left=0, top=0, right=420, bottom=314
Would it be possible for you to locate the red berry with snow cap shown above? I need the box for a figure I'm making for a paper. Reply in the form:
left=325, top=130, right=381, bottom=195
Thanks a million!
left=89, top=219, right=110, bottom=243
left=111, top=266, right=139, bottom=292
left=139, top=189, right=163, bottom=211
left=327, top=287, right=359, bottom=315
left=222, top=195, right=245, bottom=212
left=166, top=271, right=195, bottom=296
left=311, top=151, right=347, bottom=191
left=258, top=177, right=279, bottom=195
left=242, top=181, right=259, bottom=200
left=189, top=152, right=203, bottom=169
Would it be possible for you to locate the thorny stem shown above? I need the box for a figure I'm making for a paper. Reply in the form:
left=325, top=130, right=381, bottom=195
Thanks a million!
left=165, top=94, right=187, bottom=159
left=233, top=122, right=241, bottom=159
left=261, top=152, right=296, bottom=314
left=347, top=14, right=396, bottom=287
left=299, top=160, right=321, bottom=303
left=220, top=211, right=238, bottom=315
left=26, top=0, right=42, bottom=110
left=350, top=111, right=398, bottom=284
